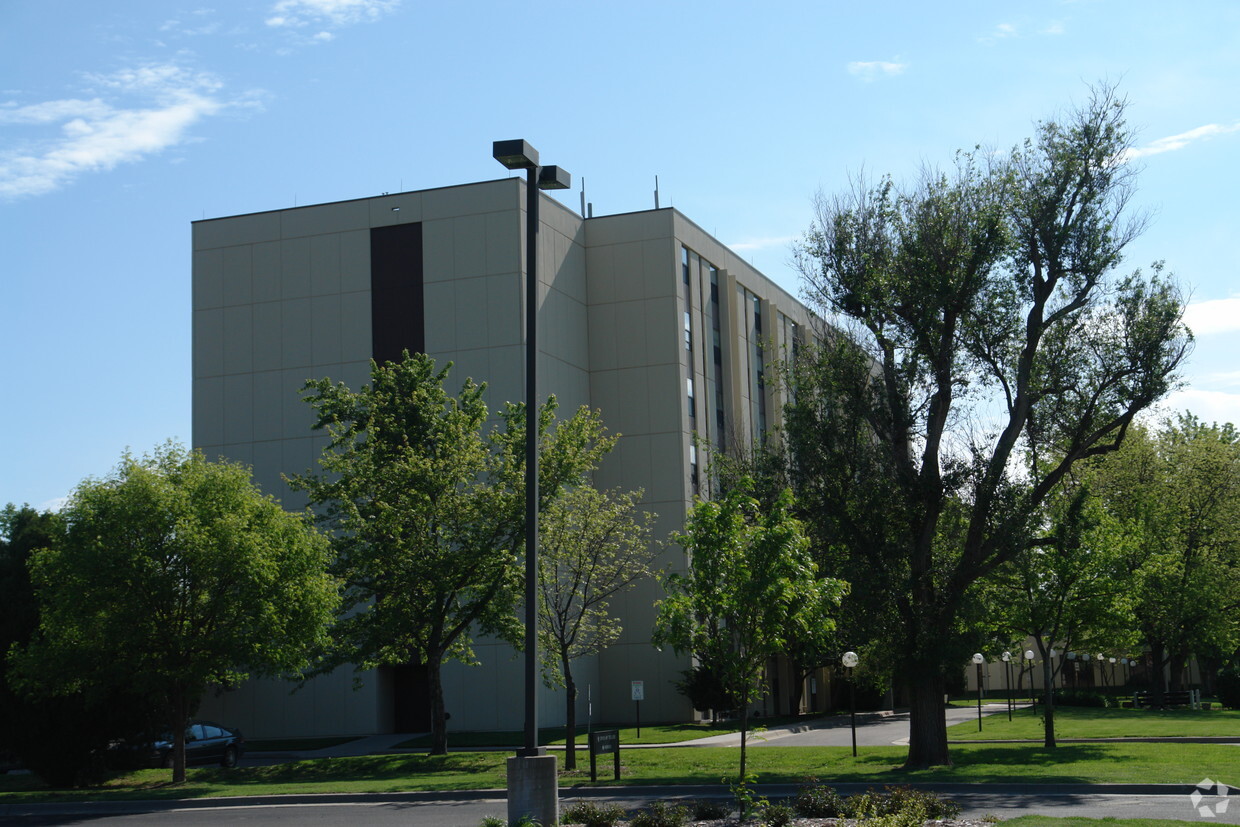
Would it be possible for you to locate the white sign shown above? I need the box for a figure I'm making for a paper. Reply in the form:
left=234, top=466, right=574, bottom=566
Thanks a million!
left=631, top=680, right=644, bottom=701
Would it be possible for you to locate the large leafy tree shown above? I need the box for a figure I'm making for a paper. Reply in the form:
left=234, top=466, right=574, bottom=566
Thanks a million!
left=788, top=86, right=1190, bottom=767
left=294, top=352, right=614, bottom=755
left=1092, top=415, right=1240, bottom=697
left=11, top=446, right=338, bottom=783
left=0, top=506, right=150, bottom=788
left=537, top=486, right=656, bottom=770
left=653, top=484, right=846, bottom=783
left=996, top=483, right=1139, bottom=747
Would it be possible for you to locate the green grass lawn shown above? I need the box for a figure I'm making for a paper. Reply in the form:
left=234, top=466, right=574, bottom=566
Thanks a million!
left=948, top=705, right=1240, bottom=740
left=393, top=714, right=823, bottom=748
left=1, top=742, right=1236, bottom=803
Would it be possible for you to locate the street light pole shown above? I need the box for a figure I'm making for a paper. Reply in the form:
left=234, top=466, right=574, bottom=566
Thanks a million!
left=842, top=651, right=859, bottom=757
left=493, top=140, right=571, bottom=827
left=1002, top=651, right=1012, bottom=721
left=1024, top=649, right=1036, bottom=714
left=972, top=653, right=984, bottom=732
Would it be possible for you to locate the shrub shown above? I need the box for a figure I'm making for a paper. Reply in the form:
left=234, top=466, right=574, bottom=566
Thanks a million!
left=1217, top=667, right=1240, bottom=709
left=630, top=801, right=689, bottom=827
left=846, top=789, right=883, bottom=819
left=761, top=803, right=795, bottom=827
left=562, top=801, right=626, bottom=827
left=689, top=799, right=730, bottom=820
left=881, top=785, right=962, bottom=819
left=1053, top=689, right=1110, bottom=708
left=792, top=782, right=846, bottom=817
left=479, top=818, right=506, bottom=827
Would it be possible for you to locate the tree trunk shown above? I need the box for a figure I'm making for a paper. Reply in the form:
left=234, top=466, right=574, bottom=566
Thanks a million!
left=1042, top=658, right=1056, bottom=748
left=172, top=690, right=189, bottom=784
left=1150, top=641, right=1167, bottom=705
left=738, top=689, right=750, bottom=785
left=904, top=671, right=951, bottom=768
left=428, top=652, right=447, bottom=755
left=791, top=670, right=807, bottom=716
left=1169, top=651, right=1187, bottom=693
left=564, top=659, right=577, bottom=771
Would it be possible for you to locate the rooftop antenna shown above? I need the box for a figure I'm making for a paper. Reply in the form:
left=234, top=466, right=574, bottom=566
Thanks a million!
left=654, top=175, right=660, bottom=209
left=580, top=177, right=586, bottom=217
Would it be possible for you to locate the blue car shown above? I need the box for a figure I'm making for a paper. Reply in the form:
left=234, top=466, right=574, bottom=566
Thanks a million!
left=153, top=721, right=245, bottom=769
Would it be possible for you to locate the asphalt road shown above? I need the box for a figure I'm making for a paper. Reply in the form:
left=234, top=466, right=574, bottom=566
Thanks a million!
left=4, top=785, right=1236, bottom=826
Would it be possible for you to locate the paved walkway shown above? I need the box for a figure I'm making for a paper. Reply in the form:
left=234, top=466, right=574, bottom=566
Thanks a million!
left=243, top=702, right=1238, bottom=763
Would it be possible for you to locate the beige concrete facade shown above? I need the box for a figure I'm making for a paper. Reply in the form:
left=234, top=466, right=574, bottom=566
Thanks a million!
left=191, top=178, right=817, bottom=738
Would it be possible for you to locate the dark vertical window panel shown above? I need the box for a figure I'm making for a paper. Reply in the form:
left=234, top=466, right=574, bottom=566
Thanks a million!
left=370, top=223, right=424, bottom=363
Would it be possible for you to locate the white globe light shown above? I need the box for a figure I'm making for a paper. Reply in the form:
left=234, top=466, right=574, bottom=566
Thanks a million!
left=972, top=653, right=984, bottom=664
left=842, top=651, right=859, bottom=668
left=1109, top=657, right=1116, bottom=664
left=1024, top=650, right=1035, bottom=660
left=1097, top=653, right=1104, bottom=661
left=1002, top=651, right=1011, bottom=662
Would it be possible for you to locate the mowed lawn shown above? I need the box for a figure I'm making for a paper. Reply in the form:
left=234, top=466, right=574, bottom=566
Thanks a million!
left=948, top=705, right=1240, bottom=740
left=1, top=742, right=1237, bottom=803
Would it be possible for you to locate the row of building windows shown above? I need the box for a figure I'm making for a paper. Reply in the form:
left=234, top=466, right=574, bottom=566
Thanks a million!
left=681, top=244, right=808, bottom=500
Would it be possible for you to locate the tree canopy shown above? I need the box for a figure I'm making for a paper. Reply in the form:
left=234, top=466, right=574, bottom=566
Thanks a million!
left=11, top=445, right=338, bottom=782
left=293, top=351, right=616, bottom=755
left=654, top=484, right=846, bottom=783
left=787, top=85, right=1191, bottom=767
left=1090, top=414, right=1240, bottom=695
left=537, top=485, right=656, bottom=769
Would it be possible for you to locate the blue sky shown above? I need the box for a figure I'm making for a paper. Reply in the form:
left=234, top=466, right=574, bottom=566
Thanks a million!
left=3, top=0, right=1239, bottom=509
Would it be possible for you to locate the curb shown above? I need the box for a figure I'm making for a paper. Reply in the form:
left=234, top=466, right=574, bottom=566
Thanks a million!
left=0, top=782, right=1209, bottom=820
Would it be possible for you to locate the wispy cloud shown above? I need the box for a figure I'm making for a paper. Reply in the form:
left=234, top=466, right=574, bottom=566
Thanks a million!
left=1124, top=122, right=1240, bottom=160
left=0, top=63, right=239, bottom=200
left=979, top=20, right=1064, bottom=43
left=265, top=0, right=399, bottom=28
left=1183, top=296, right=1240, bottom=336
left=728, top=235, right=798, bottom=253
left=846, top=60, right=906, bottom=81
left=1150, top=387, right=1240, bottom=429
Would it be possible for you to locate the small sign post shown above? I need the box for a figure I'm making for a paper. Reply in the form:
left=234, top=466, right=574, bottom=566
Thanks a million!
left=631, top=680, right=644, bottom=737
left=589, top=729, right=620, bottom=782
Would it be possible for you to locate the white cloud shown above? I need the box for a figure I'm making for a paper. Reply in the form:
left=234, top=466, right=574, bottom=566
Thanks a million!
left=0, top=63, right=231, bottom=200
left=846, top=60, right=906, bottom=81
left=1124, top=122, right=1240, bottom=161
left=728, top=235, right=798, bottom=253
left=1041, top=21, right=1065, bottom=35
left=1149, top=387, right=1240, bottom=429
left=1183, top=296, right=1240, bottom=336
left=265, top=0, right=399, bottom=28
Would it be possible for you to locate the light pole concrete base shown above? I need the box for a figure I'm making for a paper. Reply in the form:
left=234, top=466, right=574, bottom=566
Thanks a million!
left=507, top=754, right=558, bottom=826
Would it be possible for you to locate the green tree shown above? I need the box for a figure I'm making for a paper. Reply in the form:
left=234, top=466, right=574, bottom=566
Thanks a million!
left=1093, top=415, right=1240, bottom=697
left=10, top=445, right=338, bottom=783
left=537, top=486, right=657, bottom=770
left=653, top=484, right=846, bottom=782
left=996, top=483, right=1139, bottom=746
left=788, top=86, right=1190, bottom=767
left=2, top=504, right=159, bottom=787
left=293, top=352, right=614, bottom=756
